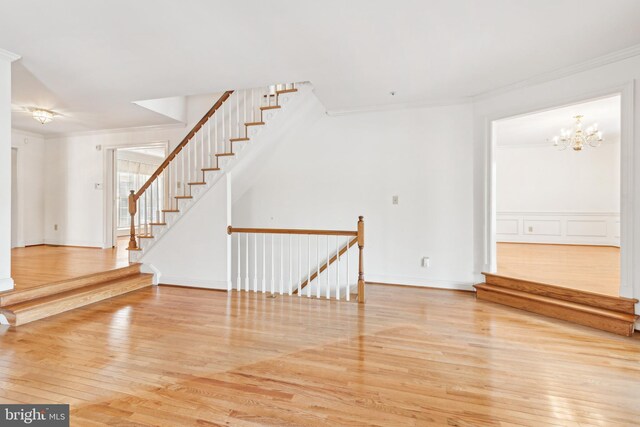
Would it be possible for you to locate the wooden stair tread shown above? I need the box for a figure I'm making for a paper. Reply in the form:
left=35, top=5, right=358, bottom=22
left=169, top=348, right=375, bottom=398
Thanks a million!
left=175, top=195, right=193, bottom=199
left=162, top=209, right=179, bottom=212
left=188, top=182, right=206, bottom=186
left=0, top=264, right=141, bottom=307
left=260, top=105, right=281, bottom=110
left=245, top=122, right=265, bottom=126
left=482, top=272, right=638, bottom=314
left=276, top=88, right=298, bottom=94
left=474, top=283, right=637, bottom=322
left=138, top=235, right=154, bottom=239
left=0, top=273, right=152, bottom=326
left=216, top=152, right=235, bottom=157
left=230, top=137, right=250, bottom=142
left=202, top=167, right=220, bottom=171
left=149, top=222, right=166, bottom=226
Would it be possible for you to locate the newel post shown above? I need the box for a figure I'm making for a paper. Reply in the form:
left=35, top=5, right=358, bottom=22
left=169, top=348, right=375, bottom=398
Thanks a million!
left=128, top=190, right=138, bottom=250
left=357, top=216, right=365, bottom=303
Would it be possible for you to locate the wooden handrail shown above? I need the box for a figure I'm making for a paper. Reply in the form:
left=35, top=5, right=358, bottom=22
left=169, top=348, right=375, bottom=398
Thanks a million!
left=133, top=90, right=234, bottom=200
left=227, top=226, right=357, bottom=237
left=295, top=237, right=358, bottom=293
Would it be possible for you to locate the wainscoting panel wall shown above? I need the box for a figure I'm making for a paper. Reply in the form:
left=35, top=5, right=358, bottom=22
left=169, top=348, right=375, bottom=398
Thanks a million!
left=497, top=212, right=620, bottom=246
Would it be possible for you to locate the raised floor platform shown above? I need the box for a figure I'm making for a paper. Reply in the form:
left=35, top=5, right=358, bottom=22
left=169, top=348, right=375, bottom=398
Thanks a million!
left=475, top=273, right=638, bottom=336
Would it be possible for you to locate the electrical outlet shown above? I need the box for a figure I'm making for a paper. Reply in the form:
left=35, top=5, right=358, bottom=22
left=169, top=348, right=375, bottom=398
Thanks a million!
left=54, top=224, right=58, bottom=231
left=421, top=257, right=430, bottom=268
left=392, top=195, right=399, bottom=205
left=528, top=226, right=533, bottom=233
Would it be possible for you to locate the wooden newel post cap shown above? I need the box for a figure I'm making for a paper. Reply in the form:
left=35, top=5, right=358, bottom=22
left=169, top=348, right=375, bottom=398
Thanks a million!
left=358, top=216, right=364, bottom=221
left=227, top=225, right=232, bottom=235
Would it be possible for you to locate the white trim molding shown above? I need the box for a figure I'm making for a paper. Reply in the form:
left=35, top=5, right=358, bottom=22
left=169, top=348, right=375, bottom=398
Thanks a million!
left=497, top=212, right=620, bottom=246
left=0, top=48, right=20, bottom=63
left=366, top=274, right=475, bottom=291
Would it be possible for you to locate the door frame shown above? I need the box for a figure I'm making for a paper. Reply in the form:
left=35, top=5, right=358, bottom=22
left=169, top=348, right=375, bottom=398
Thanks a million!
left=482, top=81, right=635, bottom=299
left=102, top=141, right=169, bottom=249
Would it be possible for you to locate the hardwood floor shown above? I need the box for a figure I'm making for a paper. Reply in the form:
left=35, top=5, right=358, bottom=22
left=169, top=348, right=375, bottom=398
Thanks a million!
left=0, top=284, right=638, bottom=425
left=497, top=242, right=620, bottom=296
left=10, top=239, right=129, bottom=290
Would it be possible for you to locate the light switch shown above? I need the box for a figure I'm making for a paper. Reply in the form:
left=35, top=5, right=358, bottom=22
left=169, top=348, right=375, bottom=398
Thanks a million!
left=392, top=195, right=399, bottom=205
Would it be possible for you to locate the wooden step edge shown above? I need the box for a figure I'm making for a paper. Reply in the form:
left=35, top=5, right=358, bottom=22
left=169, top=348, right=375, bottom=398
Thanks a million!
left=474, top=284, right=638, bottom=322
left=0, top=264, right=142, bottom=307
left=138, top=235, right=154, bottom=239
left=475, top=283, right=636, bottom=337
left=202, top=167, right=220, bottom=171
left=260, top=105, right=281, bottom=110
left=187, top=182, right=206, bottom=186
left=1, top=274, right=153, bottom=326
left=245, top=122, right=265, bottom=126
left=161, top=209, right=179, bottom=213
left=175, top=196, right=193, bottom=199
left=149, top=222, right=167, bottom=226
left=276, top=88, right=298, bottom=94
left=126, top=247, right=142, bottom=251
left=215, top=153, right=235, bottom=157
left=481, top=272, right=638, bottom=314
left=229, top=137, right=250, bottom=142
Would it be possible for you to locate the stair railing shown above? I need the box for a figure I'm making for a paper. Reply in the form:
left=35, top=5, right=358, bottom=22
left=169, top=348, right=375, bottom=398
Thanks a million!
left=127, top=83, right=297, bottom=251
left=227, top=216, right=365, bottom=303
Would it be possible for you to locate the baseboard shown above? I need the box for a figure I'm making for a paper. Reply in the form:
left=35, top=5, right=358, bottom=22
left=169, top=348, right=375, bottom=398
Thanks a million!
left=159, top=275, right=228, bottom=290
left=43, top=238, right=104, bottom=248
left=0, top=277, right=15, bottom=292
left=365, top=275, right=475, bottom=291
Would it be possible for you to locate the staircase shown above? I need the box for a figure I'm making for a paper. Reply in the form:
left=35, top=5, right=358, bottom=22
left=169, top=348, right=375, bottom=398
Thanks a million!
left=127, top=83, right=302, bottom=262
left=475, top=273, right=638, bottom=336
left=0, top=265, right=152, bottom=326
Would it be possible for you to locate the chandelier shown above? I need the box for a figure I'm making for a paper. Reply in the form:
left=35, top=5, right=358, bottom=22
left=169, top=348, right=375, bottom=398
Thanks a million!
left=550, top=115, right=603, bottom=151
left=31, top=108, right=55, bottom=125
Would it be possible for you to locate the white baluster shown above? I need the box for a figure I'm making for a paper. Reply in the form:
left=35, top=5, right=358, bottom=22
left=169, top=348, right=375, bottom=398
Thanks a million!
left=237, top=233, right=241, bottom=291
left=280, top=234, right=284, bottom=295
left=262, top=234, right=266, bottom=293
left=288, top=234, right=293, bottom=295
left=251, top=88, right=255, bottom=122
left=244, top=90, right=247, bottom=128
left=254, top=234, right=258, bottom=292
left=307, top=235, right=311, bottom=298
left=215, top=109, right=219, bottom=157
left=297, top=234, right=301, bottom=296
left=346, top=237, right=350, bottom=301
left=207, top=120, right=211, bottom=166
left=336, top=235, right=340, bottom=300
left=200, top=129, right=204, bottom=175
left=271, top=234, right=275, bottom=294
left=245, top=233, right=249, bottom=292
left=316, top=235, right=320, bottom=298
left=236, top=91, right=240, bottom=138
left=144, top=192, right=148, bottom=236
left=326, top=235, right=330, bottom=299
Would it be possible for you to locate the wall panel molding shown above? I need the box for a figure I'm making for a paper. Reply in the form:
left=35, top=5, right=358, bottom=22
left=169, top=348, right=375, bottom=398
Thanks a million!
left=497, top=212, right=620, bottom=246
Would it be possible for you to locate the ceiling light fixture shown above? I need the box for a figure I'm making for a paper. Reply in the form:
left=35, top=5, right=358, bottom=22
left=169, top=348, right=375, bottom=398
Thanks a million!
left=550, top=115, right=603, bottom=151
left=31, top=108, right=55, bottom=125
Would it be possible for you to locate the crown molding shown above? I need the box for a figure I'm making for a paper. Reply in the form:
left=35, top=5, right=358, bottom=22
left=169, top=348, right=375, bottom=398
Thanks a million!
left=0, top=48, right=20, bottom=63
left=43, top=122, right=187, bottom=140
left=325, top=97, right=472, bottom=117
left=473, top=43, right=640, bottom=101
left=11, top=127, right=46, bottom=139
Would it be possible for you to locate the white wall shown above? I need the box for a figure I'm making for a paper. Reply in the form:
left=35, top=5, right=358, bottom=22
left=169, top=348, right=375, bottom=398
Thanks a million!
left=11, top=129, right=46, bottom=246
left=43, top=93, right=220, bottom=248
left=473, top=54, right=640, bottom=304
left=233, top=95, right=476, bottom=290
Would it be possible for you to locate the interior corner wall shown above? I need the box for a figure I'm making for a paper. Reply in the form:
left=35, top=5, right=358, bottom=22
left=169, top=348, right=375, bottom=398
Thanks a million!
left=0, top=58, right=12, bottom=291
left=11, top=129, right=45, bottom=246
left=233, top=99, right=476, bottom=290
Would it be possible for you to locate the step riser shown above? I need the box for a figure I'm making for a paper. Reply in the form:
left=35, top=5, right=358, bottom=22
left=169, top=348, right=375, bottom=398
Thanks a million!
left=5, top=274, right=153, bottom=326
left=0, top=264, right=142, bottom=307
left=476, top=287, right=634, bottom=336
left=483, top=273, right=636, bottom=314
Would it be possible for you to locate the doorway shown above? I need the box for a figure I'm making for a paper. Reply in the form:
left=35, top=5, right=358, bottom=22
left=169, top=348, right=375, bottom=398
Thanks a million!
left=105, top=144, right=167, bottom=254
left=493, top=95, right=621, bottom=296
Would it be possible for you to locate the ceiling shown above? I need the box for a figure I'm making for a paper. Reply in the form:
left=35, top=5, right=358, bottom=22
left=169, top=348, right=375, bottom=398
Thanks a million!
left=495, top=95, right=621, bottom=147
left=2, top=0, right=640, bottom=135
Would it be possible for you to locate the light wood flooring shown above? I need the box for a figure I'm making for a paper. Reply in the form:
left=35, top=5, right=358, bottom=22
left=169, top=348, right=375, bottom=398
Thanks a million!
left=0, top=284, right=638, bottom=425
left=10, top=239, right=129, bottom=290
left=497, top=242, right=620, bottom=296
